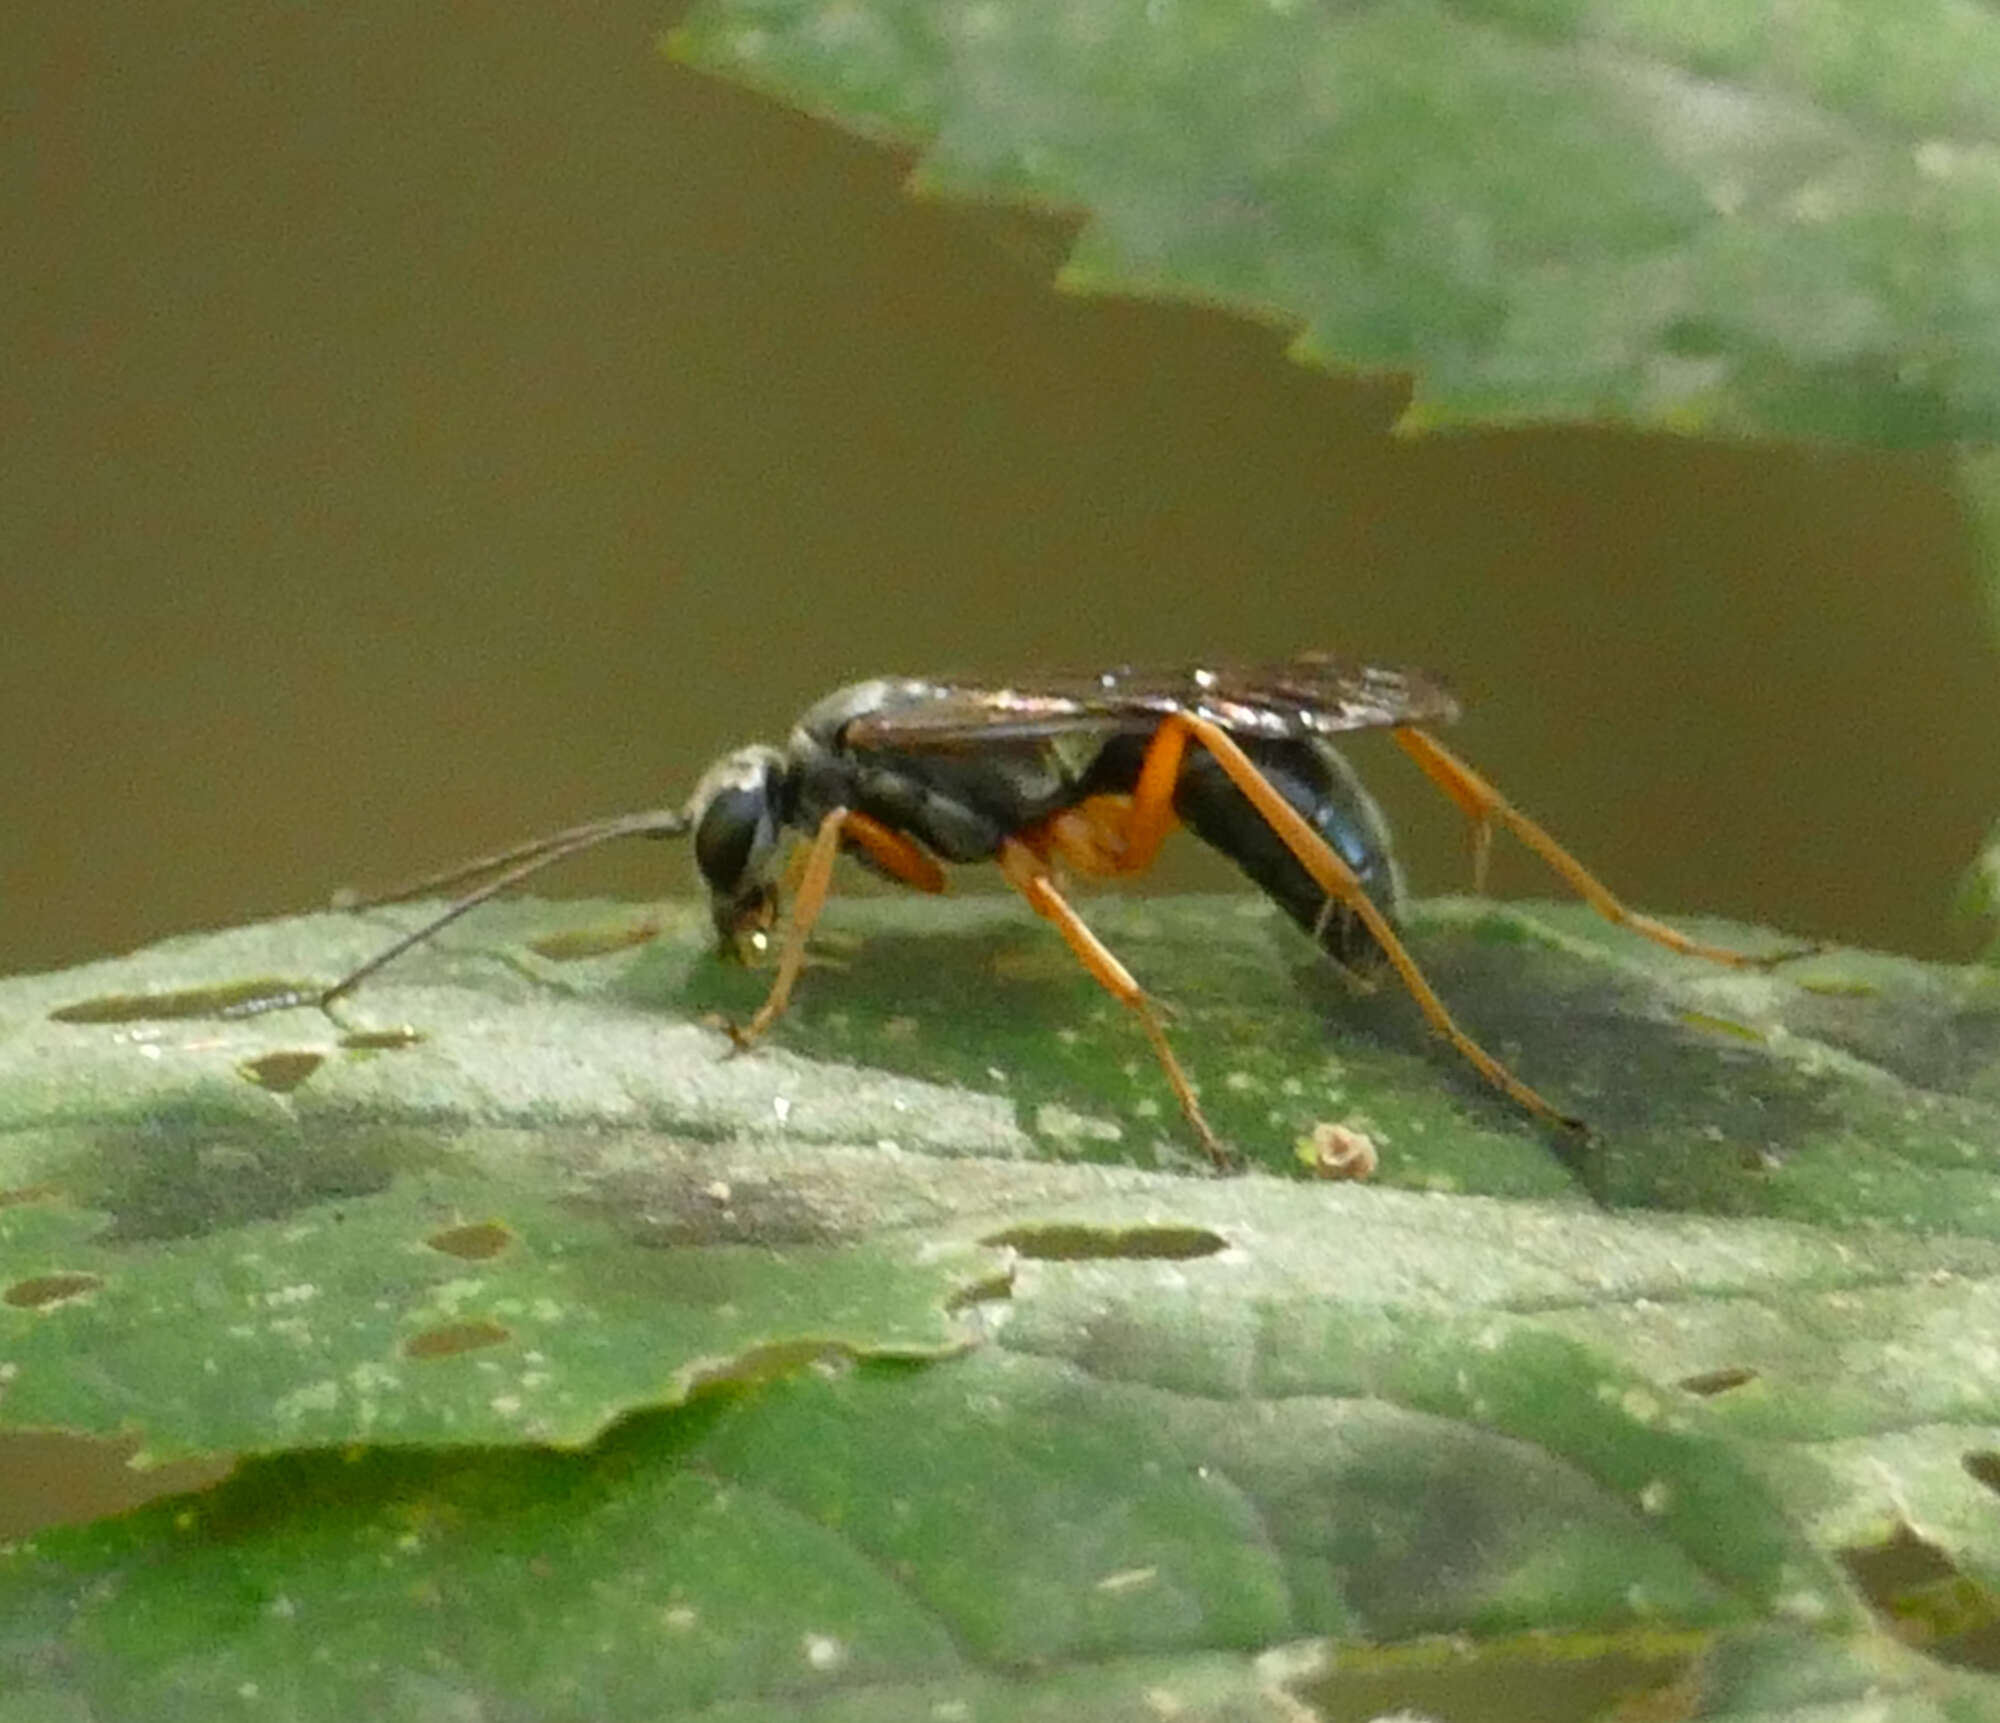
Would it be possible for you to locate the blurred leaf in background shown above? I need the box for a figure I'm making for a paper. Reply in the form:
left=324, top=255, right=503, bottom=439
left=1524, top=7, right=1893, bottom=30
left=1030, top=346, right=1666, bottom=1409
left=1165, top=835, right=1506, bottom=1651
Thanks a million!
left=671, top=0, right=2000, bottom=446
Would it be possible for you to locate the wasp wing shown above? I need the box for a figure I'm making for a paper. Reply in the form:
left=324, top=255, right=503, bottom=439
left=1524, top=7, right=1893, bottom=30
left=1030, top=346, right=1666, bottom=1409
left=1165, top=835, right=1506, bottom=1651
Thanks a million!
left=843, top=654, right=1460, bottom=752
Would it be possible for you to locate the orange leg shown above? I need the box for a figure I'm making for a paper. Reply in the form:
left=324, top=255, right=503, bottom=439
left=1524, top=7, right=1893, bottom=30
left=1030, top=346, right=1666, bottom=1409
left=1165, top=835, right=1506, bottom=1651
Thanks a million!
left=1146, top=714, right=1584, bottom=1134
left=777, top=808, right=945, bottom=902
left=1392, top=727, right=1817, bottom=969
left=1118, top=713, right=1193, bottom=872
left=841, top=809, right=949, bottom=894
left=1030, top=715, right=1188, bottom=879
left=998, top=836, right=1230, bottom=1168
left=730, top=808, right=849, bottom=1048
left=729, top=808, right=944, bottom=1049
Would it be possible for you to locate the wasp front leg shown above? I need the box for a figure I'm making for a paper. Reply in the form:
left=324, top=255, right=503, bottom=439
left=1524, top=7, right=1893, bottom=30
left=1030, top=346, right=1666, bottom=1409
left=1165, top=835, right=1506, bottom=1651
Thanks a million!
left=727, top=807, right=945, bottom=1051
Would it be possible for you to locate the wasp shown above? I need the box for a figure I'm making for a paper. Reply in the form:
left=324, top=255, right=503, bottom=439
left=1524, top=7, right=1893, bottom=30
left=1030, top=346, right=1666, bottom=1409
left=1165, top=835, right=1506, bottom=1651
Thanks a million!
left=283, top=654, right=1793, bottom=1166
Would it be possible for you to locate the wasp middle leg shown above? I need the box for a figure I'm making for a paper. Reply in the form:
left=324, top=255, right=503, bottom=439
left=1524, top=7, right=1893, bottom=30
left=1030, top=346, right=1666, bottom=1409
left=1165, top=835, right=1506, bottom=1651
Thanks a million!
left=996, top=834, right=1230, bottom=1168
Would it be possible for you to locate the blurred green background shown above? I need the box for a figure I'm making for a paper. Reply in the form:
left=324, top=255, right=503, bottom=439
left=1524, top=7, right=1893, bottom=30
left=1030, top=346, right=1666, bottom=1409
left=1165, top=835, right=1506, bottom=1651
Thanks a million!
left=6, top=2, right=1997, bottom=979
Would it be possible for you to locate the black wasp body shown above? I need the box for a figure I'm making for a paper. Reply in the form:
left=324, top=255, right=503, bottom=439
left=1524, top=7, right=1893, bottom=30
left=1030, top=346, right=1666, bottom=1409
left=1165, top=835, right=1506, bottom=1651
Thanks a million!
left=688, top=663, right=1437, bottom=975
left=290, top=653, right=1789, bottom=1167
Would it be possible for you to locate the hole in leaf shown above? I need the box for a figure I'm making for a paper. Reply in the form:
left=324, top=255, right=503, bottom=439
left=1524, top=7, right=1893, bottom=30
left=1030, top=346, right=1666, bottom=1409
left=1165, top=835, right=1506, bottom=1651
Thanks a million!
left=681, top=1341, right=854, bottom=1395
left=426, top=1221, right=514, bottom=1261
left=339, top=1025, right=424, bottom=1051
left=1675, top=1009, right=1765, bottom=1043
left=1794, top=976, right=1879, bottom=998
left=238, top=1050, right=325, bottom=1092
left=5, top=1271, right=104, bottom=1309
left=944, top=1269, right=1017, bottom=1311
left=0, top=1183, right=61, bottom=1208
left=982, top=1223, right=1225, bottom=1261
left=403, top=1319, right=511, bottom=1360
left=1287, top=1625, right=1701, bottom=1722
left=528, top=918, right=660, bottom=960
left=1839, top=1522, right=2000, bottom=1670
left=49, top=979, right=320, bottom=1023
left=1677, top=1365, right=1758, bottom=1397
left=1964, top=1452, right=2000, bottom=1495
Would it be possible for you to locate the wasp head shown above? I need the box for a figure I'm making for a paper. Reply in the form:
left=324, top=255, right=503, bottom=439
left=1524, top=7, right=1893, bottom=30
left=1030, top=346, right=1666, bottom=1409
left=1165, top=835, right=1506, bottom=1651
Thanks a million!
left=686, top=745, right=790, bottom=960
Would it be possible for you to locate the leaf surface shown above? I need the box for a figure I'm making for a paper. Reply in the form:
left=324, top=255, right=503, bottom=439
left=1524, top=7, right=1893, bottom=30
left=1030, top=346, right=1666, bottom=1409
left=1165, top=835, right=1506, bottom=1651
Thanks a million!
left=4, top=894, right=1999, bottom=1715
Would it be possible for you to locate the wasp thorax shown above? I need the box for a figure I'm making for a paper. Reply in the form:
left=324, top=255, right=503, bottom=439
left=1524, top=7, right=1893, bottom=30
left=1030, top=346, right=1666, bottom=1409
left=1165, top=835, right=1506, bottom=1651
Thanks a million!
left=686, top=745, right=788, bottom=953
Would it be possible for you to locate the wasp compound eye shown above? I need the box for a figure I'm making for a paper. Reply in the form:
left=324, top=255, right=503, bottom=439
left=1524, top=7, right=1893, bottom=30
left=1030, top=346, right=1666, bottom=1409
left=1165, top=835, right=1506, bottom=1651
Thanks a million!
left=693, top=782, right=773, bottom=899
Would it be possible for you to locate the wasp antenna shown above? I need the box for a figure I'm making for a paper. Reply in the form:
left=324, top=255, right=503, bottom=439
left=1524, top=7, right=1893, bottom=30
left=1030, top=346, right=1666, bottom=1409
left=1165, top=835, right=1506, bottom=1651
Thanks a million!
left=337, top=809, right=691, bottom=909
left=316, top=808, right=691, bottom=1007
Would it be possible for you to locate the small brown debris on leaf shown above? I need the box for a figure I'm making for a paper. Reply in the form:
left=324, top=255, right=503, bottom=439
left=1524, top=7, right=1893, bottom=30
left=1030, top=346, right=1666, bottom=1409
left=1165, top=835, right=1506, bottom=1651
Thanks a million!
left=1298, top=1121, right=1379, bottom=1181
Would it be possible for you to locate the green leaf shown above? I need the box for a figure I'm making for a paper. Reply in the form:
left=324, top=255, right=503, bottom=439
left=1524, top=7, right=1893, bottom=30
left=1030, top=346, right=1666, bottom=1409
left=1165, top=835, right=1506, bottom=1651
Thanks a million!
left=667, top=0, right=2000, bottom=446
left=6, top=894, right=2000, bottom=1715
left=0, top=903, right=1036, bottom=1462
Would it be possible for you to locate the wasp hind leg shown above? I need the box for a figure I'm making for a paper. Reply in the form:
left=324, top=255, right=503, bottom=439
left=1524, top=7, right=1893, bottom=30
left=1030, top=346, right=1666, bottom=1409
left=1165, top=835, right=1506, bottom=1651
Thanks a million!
left=1128, top=713, right=1586, bottom=1136
left=1392, top=728, right=1819, bottom=969
left=997, top=837, right=1232, bottom=1170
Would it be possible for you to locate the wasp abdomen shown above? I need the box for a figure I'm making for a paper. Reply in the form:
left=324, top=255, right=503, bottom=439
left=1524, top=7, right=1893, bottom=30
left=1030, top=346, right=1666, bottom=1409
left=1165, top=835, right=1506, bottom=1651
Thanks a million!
left=1171, top=739, right=1404, bottom=971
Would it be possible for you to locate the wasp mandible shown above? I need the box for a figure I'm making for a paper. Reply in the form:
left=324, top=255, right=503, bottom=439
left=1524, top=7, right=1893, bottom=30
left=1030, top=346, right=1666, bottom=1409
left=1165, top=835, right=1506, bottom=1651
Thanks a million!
left=281, top=654, right=1795, bottom=1165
